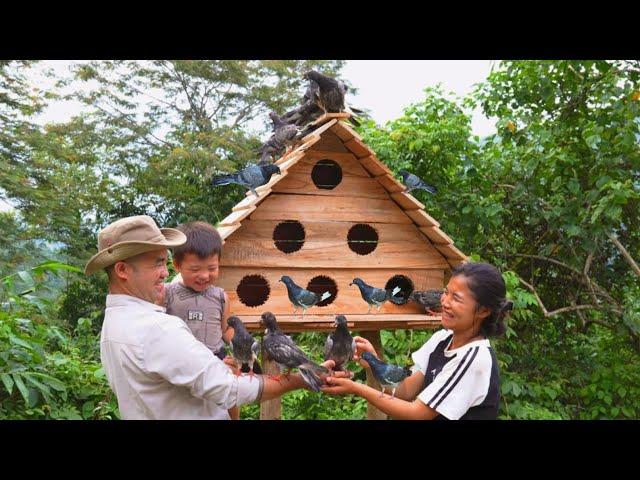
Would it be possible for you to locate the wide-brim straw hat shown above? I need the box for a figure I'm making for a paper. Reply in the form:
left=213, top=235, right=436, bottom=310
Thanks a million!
left=84, top=215, right=187, bottom=275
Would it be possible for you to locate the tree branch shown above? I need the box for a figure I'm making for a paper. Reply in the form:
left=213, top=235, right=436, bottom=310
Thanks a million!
left=606, top=232, right=640, bottom=277
left=515, top=273, right=597, bottom=318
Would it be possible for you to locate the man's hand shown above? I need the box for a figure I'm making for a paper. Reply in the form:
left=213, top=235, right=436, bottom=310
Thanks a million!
left=223, top=356, right=240, bottom=375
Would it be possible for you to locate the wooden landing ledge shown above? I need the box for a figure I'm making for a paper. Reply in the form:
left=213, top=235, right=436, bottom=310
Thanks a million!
left=237, top=314, right=442, bottom=333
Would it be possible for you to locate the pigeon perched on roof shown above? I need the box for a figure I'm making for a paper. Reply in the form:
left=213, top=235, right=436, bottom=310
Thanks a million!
left=350, top=278, right=402, bottom=314
left=411, top=289, right=444, bottom=314
left=260, top=311, right=330, bottom=392
left=399, top=170, right=437, bottom=195
left=281, top=80, right=322, bottom=127
left=361, top=351, right=412, bottom=398
left=211, top=163, right=281, bottom=197
left=302, top=71, right=364, bottom=127
left=257, top=112, right=302, bottom=165
left=280, top=275, right=331, bottom=319
left=324, top=315, right=356, bottom=372
left=227, top=316, right=262, bottom=378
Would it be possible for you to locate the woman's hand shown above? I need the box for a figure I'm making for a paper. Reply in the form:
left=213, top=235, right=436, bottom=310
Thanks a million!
left=353, top=336, right=378, bottom=369
left=320, top=376, right=358, bottom=396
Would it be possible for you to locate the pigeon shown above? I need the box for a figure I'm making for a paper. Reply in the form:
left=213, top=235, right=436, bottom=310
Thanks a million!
left=281, top=80, right=322, bottom=127
left=411, top=290, right=444, bottom=314
left=279, top=275, right=331, bottom=319
left=211, top=164, right=281, bottom=197
left=226, top=316, right=262, bottom=378
left=299, top=71, right=363, bottom=127
left=350, top=278, right=402, bottom=314
left=257, top=112, right=302, bottom=165
left=260, top=311, right=330, bottom=392
left=324, top=315, right=356, bottom=372
left=399, top=170, right=437, bottom=195
left=361, top=351, right=412, bottom=398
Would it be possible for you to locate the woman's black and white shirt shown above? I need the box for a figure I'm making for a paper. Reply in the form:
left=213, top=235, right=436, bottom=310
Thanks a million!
left=411, top=329, right=500, bottom=420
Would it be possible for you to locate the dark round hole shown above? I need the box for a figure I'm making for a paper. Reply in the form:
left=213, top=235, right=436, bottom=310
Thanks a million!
left=306, top=275, right=338, bottom=307
left=385, top=275, right=414, bottom=305
left=311, top=159, right=342, bottom=190
left=236, top=274, right=270, bottom=308
left=347, top=224, right=379, bottom=255
left=273, top=220, right=305, bottom=254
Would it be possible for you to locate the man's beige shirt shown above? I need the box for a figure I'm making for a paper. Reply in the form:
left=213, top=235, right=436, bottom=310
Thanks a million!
left=100, top=294, right=262, bottom=419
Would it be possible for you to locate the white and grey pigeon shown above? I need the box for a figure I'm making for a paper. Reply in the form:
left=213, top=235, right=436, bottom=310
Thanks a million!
left=226, top=316, right=262, bottom=379
left=260, top=311, right=330, bottom=392
left=362, top=351, right=412, bottom=398
left=350, top=277, right=402, bottom=314
left=399, top=170, right=437, bottom=195
left=324, top=315, right=356, bottom=372
left=279, top=275, right=331, bottom=319
left=211, top=163, right=281, bottom=197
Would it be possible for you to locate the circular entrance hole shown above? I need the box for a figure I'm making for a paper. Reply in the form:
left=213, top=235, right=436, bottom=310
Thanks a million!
left=385, top=275, right=414, bottom=305
left=273, top=220, right=305, bottom=254
left=311, top=159, right=342, bottom=190
left=306, top=275, right=338, bottom=307
left=347, top=224, right=379, bottom=255
left=236, top=274, right=270, bottom=308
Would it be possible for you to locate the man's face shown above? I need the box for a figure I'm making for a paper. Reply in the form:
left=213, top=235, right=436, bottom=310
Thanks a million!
left=117, top=249, right=169, bottom=303
left=174, top=252, right=220, bottom=292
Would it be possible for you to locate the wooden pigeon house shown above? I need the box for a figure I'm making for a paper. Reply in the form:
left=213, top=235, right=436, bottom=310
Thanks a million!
left=216, top=113, right=467, bottom=419
left=216, top=113, right=467, bottom=333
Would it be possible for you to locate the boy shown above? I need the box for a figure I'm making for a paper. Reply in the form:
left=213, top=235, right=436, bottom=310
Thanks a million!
left=160, top=221, right=240, bottom=419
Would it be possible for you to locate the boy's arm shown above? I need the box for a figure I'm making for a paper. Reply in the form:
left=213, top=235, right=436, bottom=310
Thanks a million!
left=221, top=291, right=233, bottom=344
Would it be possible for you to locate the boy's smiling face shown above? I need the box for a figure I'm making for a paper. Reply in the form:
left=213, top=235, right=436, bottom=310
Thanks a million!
left=174, top=252, right=220, bottom=292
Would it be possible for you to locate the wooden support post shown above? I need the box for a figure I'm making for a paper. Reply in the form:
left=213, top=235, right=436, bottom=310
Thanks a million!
left=259, top=353, right=282, bottom=420
left=361, top=330, right=388, bottom=420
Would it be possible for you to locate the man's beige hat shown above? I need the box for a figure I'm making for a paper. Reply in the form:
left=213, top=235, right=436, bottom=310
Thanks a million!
left=84, top=215, right=186, bottom=275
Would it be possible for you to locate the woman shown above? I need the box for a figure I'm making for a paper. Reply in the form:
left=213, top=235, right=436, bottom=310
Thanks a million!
left=322, top=262, right=513, bottom=420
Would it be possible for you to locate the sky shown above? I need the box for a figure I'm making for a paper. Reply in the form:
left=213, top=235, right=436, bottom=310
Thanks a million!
left=2, top=60, right=498, bottom=213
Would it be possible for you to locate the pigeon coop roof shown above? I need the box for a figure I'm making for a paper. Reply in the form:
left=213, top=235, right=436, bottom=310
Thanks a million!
left=217, top=113, right=467, bottom=333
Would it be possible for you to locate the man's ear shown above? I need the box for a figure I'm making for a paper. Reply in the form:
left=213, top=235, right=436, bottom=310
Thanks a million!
left=113, top=261, right=131, bottom=281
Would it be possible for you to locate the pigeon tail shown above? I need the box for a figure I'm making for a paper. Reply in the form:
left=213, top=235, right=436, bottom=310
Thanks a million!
left=211, top=174, right=234, bottom=186
left=298, top=363, right=330, bottom=392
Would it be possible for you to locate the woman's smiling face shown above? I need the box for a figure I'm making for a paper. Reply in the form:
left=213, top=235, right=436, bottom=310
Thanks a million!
left=440, top=275, right=489, bottom=333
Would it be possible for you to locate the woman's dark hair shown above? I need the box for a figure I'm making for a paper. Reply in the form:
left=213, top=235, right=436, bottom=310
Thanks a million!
left=451, top=262, right=513, bottom=338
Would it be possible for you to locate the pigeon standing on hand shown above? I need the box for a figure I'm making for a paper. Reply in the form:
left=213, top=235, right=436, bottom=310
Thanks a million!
left=211, top=164, right=281, bottom=197
left=280, top=275, right=331, bottom=319
left=226, top=316, right=262, bottom=378
left=350, top=278, right=401, bottom=313
left=361, top=351, right=412, bottom=399
left=260, top=312, right=330, bottom=392
left=324, top=315, right=356, bottom=372
left=399, top=170, right=437, bottom=195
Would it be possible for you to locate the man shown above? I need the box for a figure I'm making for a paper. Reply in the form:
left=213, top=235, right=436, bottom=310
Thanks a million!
left=86, top=215, right=338, bottom=419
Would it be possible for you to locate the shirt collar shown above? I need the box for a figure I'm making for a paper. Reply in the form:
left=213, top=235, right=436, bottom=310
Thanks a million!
left=106, top=294, right=166, bottom=313
left=443, top=329, right=490, bottom=356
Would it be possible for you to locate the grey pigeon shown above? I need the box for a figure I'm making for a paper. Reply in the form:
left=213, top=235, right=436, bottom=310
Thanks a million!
left=350, top=278, right=402, bottom=314
left=257, top=112, right=302, bottom=165
left=227, top=316, right=262, bottom=378
left=260, top=311, right=330, bottom=392
left=211, top=164, right=281, bottom=197
left=411, top=290, right=444, bottom=314
left=324, top=315, right=356, bottom=372
left=303, top=71, right=363, bottom=127
left=279, top=275, right=331, bottom=319
left=362, top=351, right=412, bottom=398
left=399, top=170, right=437, bottom=195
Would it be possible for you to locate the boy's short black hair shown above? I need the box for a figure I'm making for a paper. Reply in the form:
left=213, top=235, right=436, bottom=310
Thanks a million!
left=172, top=221, right=222, bottom=264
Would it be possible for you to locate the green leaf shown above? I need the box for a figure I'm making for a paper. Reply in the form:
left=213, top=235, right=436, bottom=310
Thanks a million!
left=1, top=373, right=14, bottom=394
left=12, top=374, right=30, bottom=404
